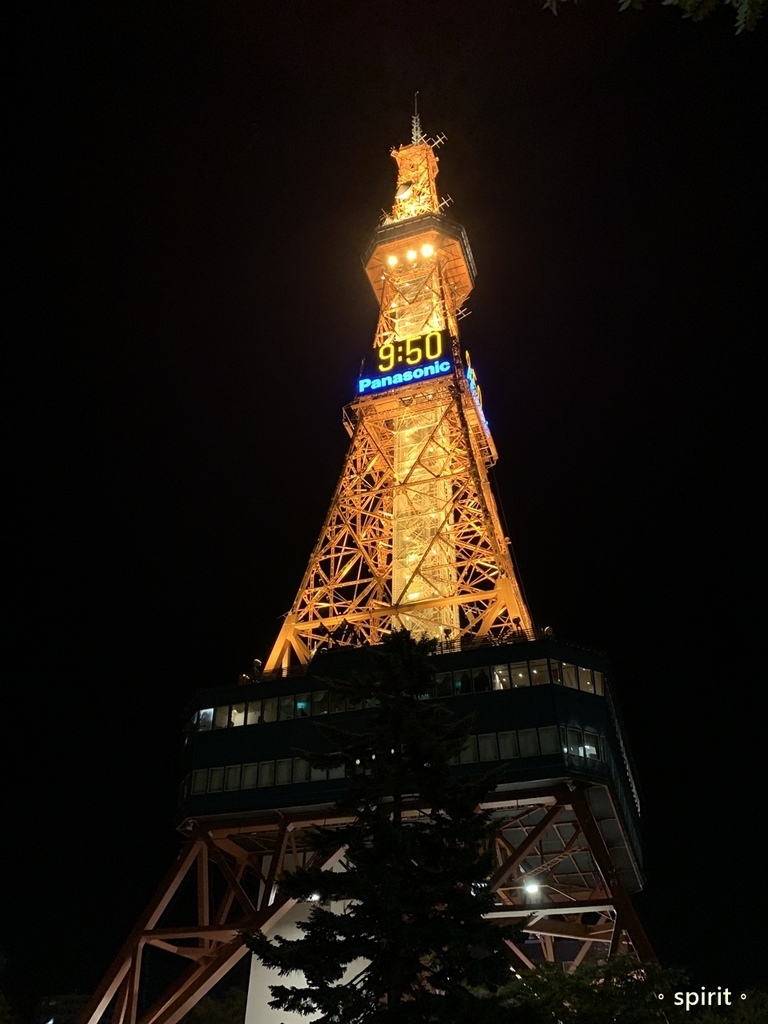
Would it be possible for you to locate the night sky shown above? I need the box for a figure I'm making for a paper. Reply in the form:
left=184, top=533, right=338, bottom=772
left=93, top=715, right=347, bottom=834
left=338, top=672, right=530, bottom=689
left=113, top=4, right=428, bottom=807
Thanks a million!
left=6, top=1, right=767, bottom=1016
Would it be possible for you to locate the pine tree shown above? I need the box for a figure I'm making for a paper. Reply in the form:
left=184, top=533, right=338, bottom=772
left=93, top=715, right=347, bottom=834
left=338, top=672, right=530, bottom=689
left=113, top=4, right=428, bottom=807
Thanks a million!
left=246, top=630, right=515, bottom=1023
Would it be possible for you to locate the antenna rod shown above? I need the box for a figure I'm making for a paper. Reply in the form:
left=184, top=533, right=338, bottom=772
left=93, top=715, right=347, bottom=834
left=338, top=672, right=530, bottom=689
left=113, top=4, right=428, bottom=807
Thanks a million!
left=412, top=91, right=424, bottom=145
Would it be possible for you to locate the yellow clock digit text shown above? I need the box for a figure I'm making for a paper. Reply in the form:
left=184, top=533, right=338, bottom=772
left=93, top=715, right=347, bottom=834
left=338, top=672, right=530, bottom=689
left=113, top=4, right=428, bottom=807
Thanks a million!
left=378, top=343, right=395, bottom=372
left=405, top=335, right=423, bottom=365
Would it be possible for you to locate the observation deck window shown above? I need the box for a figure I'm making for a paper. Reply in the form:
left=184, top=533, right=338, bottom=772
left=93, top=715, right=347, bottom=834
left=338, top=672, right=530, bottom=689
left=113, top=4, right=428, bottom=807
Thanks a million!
left=213, top=707, right=229, bottom=730
left=594, top=671, right=605, bottom=696
left=208, top=767, right=225, bottom=792
left=191, top=769, right=208, bottom=795
left=435, top=671, right=453, bottom=697
left=347, top=693, right=364, bottom=712
left=262, top=697, right=277, bottom=723
left=498, top=731, right=520, bottom=759
left=491, top=664, right=511, bottom=690
left=296, top=693, right=312, bottom=717
left=579, top=667, right=595, bottom=693
left=538, top=725, right=560, bottom=754
left=225, top=765, right=241, bottom=791
left=242, top=763, right=258, bottom=789
left=246, top=701, right=262, bottom=726
left=459, top=736, right=479, bottom=763
left=566, top=727, right=583, bottom=757
left=456, top=669, right=473, bottom=695
left=510, top=662, right=530, bottom=687
left=312, top=690, right=329, bottom=715
left=584, top=731, right=600, bottom=759
left=330, top=692, right=347, bottom=714
left=562, top=663, right=578, bottom=689
left=529, top=659, right=550, bottom=685
left=478, top=733, right=499, bottom=761
left=258, top=762, right=275, bottom=787
left=473, top=667, right=491, bottom=692
left=198, top=708, right=213, bottom=731
left=276, top=759, right=293, bottom=786
left=279, top=695, right=295, bottom=721
left=231, top=703, right=246, bottom=727
left=519, top=728, right=540, bottom=757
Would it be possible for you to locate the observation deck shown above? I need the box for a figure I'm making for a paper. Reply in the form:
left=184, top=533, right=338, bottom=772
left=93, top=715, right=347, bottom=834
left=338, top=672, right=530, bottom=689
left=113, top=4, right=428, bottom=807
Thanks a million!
left=179, top=636, right=643, bottom=896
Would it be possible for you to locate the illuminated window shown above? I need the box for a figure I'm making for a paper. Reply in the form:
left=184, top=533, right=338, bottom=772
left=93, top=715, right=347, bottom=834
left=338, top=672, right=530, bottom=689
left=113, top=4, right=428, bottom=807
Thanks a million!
left=242, top=763, right=258, bottom=789
left=529, top=659, right=550, bottom=685
left=562, top=663, right=578, bottom=689
left=231, top=703, right=246, bottom=727
left=295, top=694, right=311, bottom=717
left=492, top=665, right=511, bottom=690
left=510, top=662, right=530, bottom=687
left=519, top=729, right=540, bottom=757
left=225, top=765, right=241, bottom=791
left=538, top=726, right=559, bottom=755
left=246, top=700, right=262, bottom=725
left=198, top=708, right=213, bottom=731
left=478, top=733, right=499, bottom=761
left=579, top=667, right=594, bottom=693
left=594, top=671, right=605, bottom=696
left=550, top=661, right=562, bottom=685
left=213, top=706, right=229, bottom=730
left=262, top=697, right=277, bottom=723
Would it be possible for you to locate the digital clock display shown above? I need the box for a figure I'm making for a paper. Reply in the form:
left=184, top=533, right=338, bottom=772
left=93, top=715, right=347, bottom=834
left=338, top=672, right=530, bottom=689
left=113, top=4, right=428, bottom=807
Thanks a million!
left=357, top=329, right=453, bottom=395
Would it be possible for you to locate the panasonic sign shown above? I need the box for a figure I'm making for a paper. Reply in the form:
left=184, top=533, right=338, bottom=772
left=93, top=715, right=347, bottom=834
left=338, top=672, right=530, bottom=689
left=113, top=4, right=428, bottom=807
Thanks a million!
left=358, top=358, right=452, bottom=395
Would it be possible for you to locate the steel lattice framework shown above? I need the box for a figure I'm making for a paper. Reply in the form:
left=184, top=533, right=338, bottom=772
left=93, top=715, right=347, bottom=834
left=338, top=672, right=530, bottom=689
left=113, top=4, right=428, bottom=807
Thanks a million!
left=78, top=784, right=652, bottom=1024
left=266, top=120, right=532, bottom=672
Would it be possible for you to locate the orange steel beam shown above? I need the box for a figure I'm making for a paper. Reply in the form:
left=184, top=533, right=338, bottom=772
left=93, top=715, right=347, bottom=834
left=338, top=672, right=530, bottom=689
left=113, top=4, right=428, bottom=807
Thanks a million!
left=78, top=840, right=201, bottom=1024
left=488, top=802, right=567, bottom=892
left=570, top=787, right=655, bottom=962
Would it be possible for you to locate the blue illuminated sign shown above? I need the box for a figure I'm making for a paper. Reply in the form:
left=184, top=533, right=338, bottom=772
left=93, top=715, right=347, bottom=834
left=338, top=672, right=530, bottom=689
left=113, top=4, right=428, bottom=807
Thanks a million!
left=357, top=329, right=453, bottom=396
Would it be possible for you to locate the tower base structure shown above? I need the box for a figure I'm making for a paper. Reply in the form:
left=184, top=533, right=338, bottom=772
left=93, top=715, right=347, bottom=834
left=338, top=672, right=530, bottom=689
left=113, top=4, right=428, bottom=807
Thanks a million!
left=78, top=637, right=652, bottom=1024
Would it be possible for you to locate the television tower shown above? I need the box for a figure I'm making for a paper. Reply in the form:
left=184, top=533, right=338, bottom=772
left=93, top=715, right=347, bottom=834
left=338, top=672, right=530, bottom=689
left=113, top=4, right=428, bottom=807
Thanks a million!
left=78, top=118, right=651, bottom=1024
left=265, top=107, right=531, bottom=672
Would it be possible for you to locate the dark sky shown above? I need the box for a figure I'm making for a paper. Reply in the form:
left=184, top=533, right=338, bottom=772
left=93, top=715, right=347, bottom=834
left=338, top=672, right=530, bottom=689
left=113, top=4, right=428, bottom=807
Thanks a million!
left=6, top=1, right=766, bottom=1016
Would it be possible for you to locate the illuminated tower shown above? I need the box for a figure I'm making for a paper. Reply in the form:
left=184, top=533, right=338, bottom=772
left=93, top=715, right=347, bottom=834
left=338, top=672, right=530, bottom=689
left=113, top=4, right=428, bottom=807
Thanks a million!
left=78, top=119, right=651, bottom=1024
left=265, top=111, right=531, bottom=672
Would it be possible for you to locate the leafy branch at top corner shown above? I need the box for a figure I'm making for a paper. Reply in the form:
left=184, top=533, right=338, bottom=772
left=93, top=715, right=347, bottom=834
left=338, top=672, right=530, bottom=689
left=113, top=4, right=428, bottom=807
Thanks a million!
left=541, top=0, right=764, bottom=32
